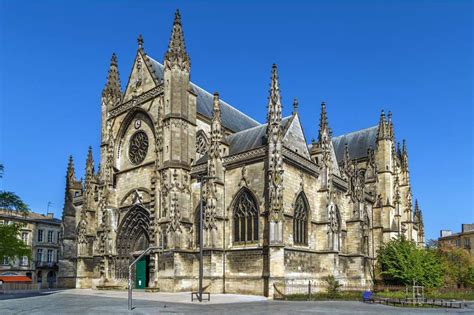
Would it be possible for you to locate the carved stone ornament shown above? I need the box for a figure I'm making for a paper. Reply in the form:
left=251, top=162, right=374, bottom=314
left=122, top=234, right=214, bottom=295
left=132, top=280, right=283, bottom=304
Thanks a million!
left=129, top=131, right=149, bottom=165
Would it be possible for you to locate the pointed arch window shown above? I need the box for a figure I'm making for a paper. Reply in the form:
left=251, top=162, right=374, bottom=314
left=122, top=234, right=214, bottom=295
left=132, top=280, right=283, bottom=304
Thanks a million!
left=293, top=193, right=309, bottom=245
left=233, top=188, right=259, bottom=243
left=195, top=201, right=206, bottom=247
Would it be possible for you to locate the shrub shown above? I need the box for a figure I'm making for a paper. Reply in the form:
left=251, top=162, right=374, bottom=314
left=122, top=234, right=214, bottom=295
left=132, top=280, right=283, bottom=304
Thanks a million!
left=325, top=275, right=342, bottom=298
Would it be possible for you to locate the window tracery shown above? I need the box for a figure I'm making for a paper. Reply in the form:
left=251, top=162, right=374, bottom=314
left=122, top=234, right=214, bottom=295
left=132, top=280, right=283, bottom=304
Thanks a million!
left=233, top=188, right=259, bottom=243
left=293, top=193, right=309, bottom=245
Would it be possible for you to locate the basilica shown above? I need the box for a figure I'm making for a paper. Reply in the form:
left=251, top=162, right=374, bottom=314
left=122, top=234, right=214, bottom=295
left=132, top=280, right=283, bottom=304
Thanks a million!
left=58, top=10, right=424, bottom=296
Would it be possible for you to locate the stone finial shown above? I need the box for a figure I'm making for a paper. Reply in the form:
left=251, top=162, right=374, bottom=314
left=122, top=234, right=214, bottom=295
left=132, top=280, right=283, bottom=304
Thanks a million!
left=137, top=34, right=144, bottom=48
left=293, top=97, right=298, bottom=114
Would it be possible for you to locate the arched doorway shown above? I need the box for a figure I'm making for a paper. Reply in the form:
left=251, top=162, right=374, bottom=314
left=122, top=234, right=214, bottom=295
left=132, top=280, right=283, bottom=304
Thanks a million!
left=115, top=205, right=151, bottom=287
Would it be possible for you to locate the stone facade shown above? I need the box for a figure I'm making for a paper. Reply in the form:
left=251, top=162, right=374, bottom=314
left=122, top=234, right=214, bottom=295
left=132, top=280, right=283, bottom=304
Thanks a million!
left=0, top=209, right=61, bottom=288
left=58, top=10, right=424, bottom=296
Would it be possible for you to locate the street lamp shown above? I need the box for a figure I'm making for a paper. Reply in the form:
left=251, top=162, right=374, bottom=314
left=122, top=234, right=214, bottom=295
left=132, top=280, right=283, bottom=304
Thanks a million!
left=197, top=175, right=217, bottom=302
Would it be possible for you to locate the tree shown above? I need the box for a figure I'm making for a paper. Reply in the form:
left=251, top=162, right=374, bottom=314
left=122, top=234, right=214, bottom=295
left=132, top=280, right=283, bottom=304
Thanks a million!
left=0, top=163, right=32, bottom=261
left=438, top=243, right=474, bottom=288
left=377, top=235, right=444, bottom=288
left=0, top=163, right=30, bottom=216
left=0, top=223, right=31, bottom=262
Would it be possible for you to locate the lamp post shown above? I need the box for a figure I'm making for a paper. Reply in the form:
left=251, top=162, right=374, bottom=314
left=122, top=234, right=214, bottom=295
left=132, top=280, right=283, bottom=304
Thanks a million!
left=198, top=175, right=217, bottom=302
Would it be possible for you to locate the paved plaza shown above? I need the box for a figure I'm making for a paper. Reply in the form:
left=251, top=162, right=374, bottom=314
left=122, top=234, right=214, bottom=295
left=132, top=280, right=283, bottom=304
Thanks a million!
left=0, top=289, right=473, bottom=314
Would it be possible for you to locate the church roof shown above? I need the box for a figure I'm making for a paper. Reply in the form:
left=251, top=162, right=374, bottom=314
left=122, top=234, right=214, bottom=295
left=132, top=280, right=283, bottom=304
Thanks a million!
left=227, top=116, right=292, bottom=155
left=147, top=57, right=260, bottom=132
left=194, top=116, right=292, bottom=166
left=331, top=126, right=378, bottom=162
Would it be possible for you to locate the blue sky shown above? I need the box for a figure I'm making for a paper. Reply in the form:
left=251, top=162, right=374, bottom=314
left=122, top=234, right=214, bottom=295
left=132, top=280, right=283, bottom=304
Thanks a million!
left=0, top=0, right=472, bottom=241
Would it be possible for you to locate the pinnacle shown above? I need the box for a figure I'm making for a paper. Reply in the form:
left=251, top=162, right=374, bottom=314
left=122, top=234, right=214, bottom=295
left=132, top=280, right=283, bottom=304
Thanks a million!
left=318, top=101, right=330, bottom=143
left=85, top=146, right=94, bottom=178
left=174, top=9, right=181, bottom=25
left=111, top=53, right=118, bottom=67
left=377, top=109, right=389, bottom=141
left=165, top=9, right=189, bottom=68
left=267, top=63, right=282, bottom=125
left=213, top=92, right=220, bottom=112
left=66, top=155, right=75, bottom=181
left=102, top=52, right=122, bottom=101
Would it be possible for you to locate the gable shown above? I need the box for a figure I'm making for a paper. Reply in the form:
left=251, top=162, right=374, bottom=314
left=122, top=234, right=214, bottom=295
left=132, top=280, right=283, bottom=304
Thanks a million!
left=283, top=114, right=310, bottom=159
left=122, top=51, right=158, bottom=103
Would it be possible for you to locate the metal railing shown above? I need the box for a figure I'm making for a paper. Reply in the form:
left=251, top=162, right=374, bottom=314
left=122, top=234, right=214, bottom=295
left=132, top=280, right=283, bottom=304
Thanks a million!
left=128, top=246, right=159, bottom=310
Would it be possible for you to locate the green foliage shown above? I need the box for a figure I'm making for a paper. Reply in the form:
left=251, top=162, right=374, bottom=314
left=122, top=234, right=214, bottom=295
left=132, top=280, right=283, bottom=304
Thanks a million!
left=376, top=289, right=474, bottom=301
left=0, top=223, right=31, bottom=262
left=325, top=275, right=342, bottom=298
left=286, top=291, right=362, bottom=301
left=377, top=236, right=444, bottom=288
left=0, top=191, right=30, bottom=215
left=0, top=163, right=30, bottom=216
left=439, top=244, right=474, bottom=288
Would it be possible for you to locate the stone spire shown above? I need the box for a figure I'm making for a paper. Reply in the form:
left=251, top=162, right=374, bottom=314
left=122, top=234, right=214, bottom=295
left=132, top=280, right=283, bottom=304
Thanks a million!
left=101, top=53, right=122, bottom=105
left=402, top=139, right=409, bottom=171
left=397, top=142, right=402, bottom=160
left=208, top=92, right=223, bottom=179
left=377, top=110, right=389, bottom=141
left=266, top=64, right=284, bottom=222
left=85, top=146, right=95, bottom=181
left=164, top=9, right=190, bottom=70
left=414, top=199, right=421, bottom=222
left=66, top=155, right=76, bottom=187
left=317, top=101, right=331, bottom=146
left=267, top=64, right=283, bottom=126
left=387, top=111, right=394, bottom=141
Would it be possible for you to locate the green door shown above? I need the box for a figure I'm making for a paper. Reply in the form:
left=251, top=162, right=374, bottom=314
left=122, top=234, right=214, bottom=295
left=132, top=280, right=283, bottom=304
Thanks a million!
left=135, top=256, right=147, bottom=289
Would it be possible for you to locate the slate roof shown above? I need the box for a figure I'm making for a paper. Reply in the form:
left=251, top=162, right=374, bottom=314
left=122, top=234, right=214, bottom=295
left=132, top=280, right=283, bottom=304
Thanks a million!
left=331, top=126, right=378, bottom=162
left=194, top=116, right=292, bottom=166
left=147, top=57, right=260, bottom=132
left=227, top=116, right=292, bottom=155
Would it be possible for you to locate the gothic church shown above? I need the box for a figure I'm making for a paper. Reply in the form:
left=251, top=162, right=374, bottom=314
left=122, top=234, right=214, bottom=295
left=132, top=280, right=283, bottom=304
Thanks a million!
left=58, top=10, right=425, bottom=296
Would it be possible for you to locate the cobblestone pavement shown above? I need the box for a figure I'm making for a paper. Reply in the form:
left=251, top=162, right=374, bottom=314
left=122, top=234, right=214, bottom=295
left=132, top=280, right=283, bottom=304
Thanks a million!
left=0, top=289, right=473, bottom=315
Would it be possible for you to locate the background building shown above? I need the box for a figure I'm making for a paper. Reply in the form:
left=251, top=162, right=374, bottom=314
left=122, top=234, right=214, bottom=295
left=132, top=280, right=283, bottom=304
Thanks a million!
left=439, top=224, right=474, bottom=256
left=0, top=209, right=61, bottom=288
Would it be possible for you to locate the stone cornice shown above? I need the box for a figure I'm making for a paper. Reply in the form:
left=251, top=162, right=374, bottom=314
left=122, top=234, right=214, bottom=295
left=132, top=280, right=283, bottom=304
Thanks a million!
left=282, top=147, right=319, bottom=176
left=108, top=85, right=164, bottom=118
left=224, top=147, right=267, bottom=169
